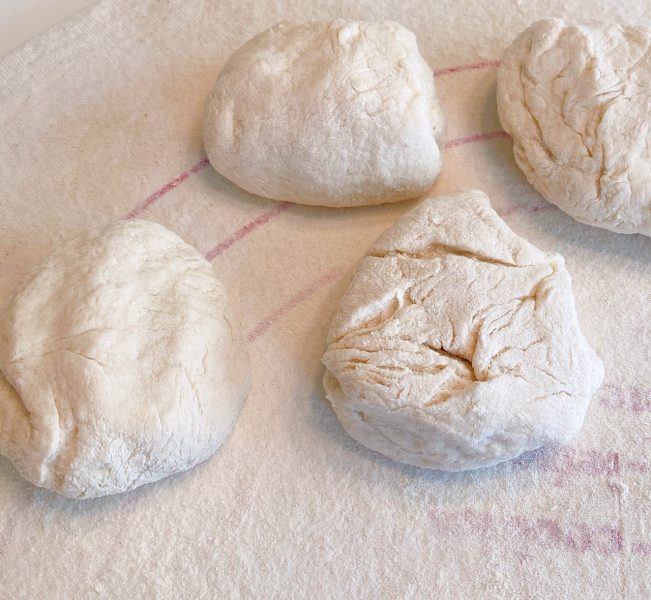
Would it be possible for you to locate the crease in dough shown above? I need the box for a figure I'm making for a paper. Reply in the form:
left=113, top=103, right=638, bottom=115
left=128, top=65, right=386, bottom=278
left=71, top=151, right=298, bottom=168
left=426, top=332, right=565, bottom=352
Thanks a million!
left=322, top=190, right=603, bottom=471
left=497, top=18, right=651, bottom=236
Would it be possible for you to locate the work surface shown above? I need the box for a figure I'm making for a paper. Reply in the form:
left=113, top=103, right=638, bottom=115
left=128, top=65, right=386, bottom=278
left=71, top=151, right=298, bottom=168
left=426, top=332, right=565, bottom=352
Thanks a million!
left=0, top=1, right=649, bottom=598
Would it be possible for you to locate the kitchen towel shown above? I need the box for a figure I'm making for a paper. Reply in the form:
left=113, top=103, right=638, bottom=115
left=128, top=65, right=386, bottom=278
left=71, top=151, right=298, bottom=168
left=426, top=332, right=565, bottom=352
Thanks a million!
left=0, top=1, right=649, bottom=598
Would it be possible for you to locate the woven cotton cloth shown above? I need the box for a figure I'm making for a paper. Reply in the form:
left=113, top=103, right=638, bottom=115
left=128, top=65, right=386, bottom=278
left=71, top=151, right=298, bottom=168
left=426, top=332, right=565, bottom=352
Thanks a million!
left=0, top=1, right=649, bottom=598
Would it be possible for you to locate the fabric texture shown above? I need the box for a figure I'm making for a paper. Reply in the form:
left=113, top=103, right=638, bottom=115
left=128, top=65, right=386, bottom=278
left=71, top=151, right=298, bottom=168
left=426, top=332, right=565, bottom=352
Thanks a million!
left=0, top=1, right=649, bottom=598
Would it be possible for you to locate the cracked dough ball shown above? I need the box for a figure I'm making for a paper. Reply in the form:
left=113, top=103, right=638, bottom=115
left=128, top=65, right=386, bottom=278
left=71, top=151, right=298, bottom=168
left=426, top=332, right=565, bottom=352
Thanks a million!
left=497, top=18, right=651, bottom=236
left=322, top=190, right=603, bottom=471
left=203, top=20, right=444, bottom=207
left=0, top=220, right=250, bottom=498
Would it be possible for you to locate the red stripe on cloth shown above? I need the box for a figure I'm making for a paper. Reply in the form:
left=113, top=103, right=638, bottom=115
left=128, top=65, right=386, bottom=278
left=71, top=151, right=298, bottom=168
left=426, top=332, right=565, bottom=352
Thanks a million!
left=125, top=157, right=210, bottom=219
left=434, top=59, right=501, bottom=77
left=205, top=201, right=291, bottom=261
left=247, top=269, right=342, bottom=342
left=444, top=129, right=510, bottom=149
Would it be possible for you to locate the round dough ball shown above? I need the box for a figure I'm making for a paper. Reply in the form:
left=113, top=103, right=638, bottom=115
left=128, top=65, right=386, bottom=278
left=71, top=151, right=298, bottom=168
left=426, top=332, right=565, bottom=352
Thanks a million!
left=203, top=20, right=444, bottom=207
left=497, top=18, right=651, bottom=236
left=0, top=220, right=250, bottom=498
left=322, top=190, right=603, bottom=471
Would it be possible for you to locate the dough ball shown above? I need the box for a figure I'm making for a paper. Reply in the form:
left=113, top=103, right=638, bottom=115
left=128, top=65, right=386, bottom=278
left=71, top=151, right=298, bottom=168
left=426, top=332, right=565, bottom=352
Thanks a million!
left=203, top=20, right=444, bottom=207
left=497, top=18, right=651, bottom=236
left=0, top=220, right=250, bottom=498
left=322, top=190, right=603, bottom=471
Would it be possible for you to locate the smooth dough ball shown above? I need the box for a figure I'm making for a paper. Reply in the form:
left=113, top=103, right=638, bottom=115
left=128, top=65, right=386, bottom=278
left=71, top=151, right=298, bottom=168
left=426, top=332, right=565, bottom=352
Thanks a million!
left=203, top=20, right=444, bottom=207
left=0, top=220, right=250, bottom=498
left=322, top=190, right=603, bottom=471
left=497, top=18, right=651, bottom=236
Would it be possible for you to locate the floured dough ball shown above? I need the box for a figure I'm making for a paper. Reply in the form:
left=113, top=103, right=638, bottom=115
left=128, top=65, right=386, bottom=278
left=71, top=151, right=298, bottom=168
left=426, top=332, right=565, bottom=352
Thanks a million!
left=0, top=220, right=250, bottom=498
left=497, top=18, right=651, bottom=236
left=322, top=190, right=603, bottom=471
left=203, top=20, right=444, bottom=207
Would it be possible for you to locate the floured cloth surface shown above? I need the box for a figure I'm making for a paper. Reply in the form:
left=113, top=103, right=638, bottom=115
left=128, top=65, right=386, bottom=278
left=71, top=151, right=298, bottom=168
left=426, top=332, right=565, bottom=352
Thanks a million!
left=0, top=1, right=649, bottom=598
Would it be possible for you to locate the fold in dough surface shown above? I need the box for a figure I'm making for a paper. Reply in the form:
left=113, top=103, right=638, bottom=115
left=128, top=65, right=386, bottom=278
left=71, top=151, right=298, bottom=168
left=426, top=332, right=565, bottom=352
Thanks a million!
left=497, top=18, right=651, bottom=236
left=323, top=190, right=603, bottom=471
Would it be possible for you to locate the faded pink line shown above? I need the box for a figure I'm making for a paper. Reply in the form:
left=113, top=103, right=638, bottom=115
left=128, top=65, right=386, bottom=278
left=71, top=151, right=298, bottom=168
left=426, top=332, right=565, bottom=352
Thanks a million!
left=444, top=129, right=511, bottom=149
left=430, top=508, right=648, bottom=556
left=511, top=447, right=647, bottom=487
left=125, top=157, right=210, bottom=219
left=632, top=542, right=651, bottom=556
left=598, top=383, right=651, bottom=413
left=205, top=201, right=291, bottom=261
left=626, top=461, right=649, bottom=473
left=247, top=269, right=342, bottom=342
left=434, top=59, right=501, bottom=77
